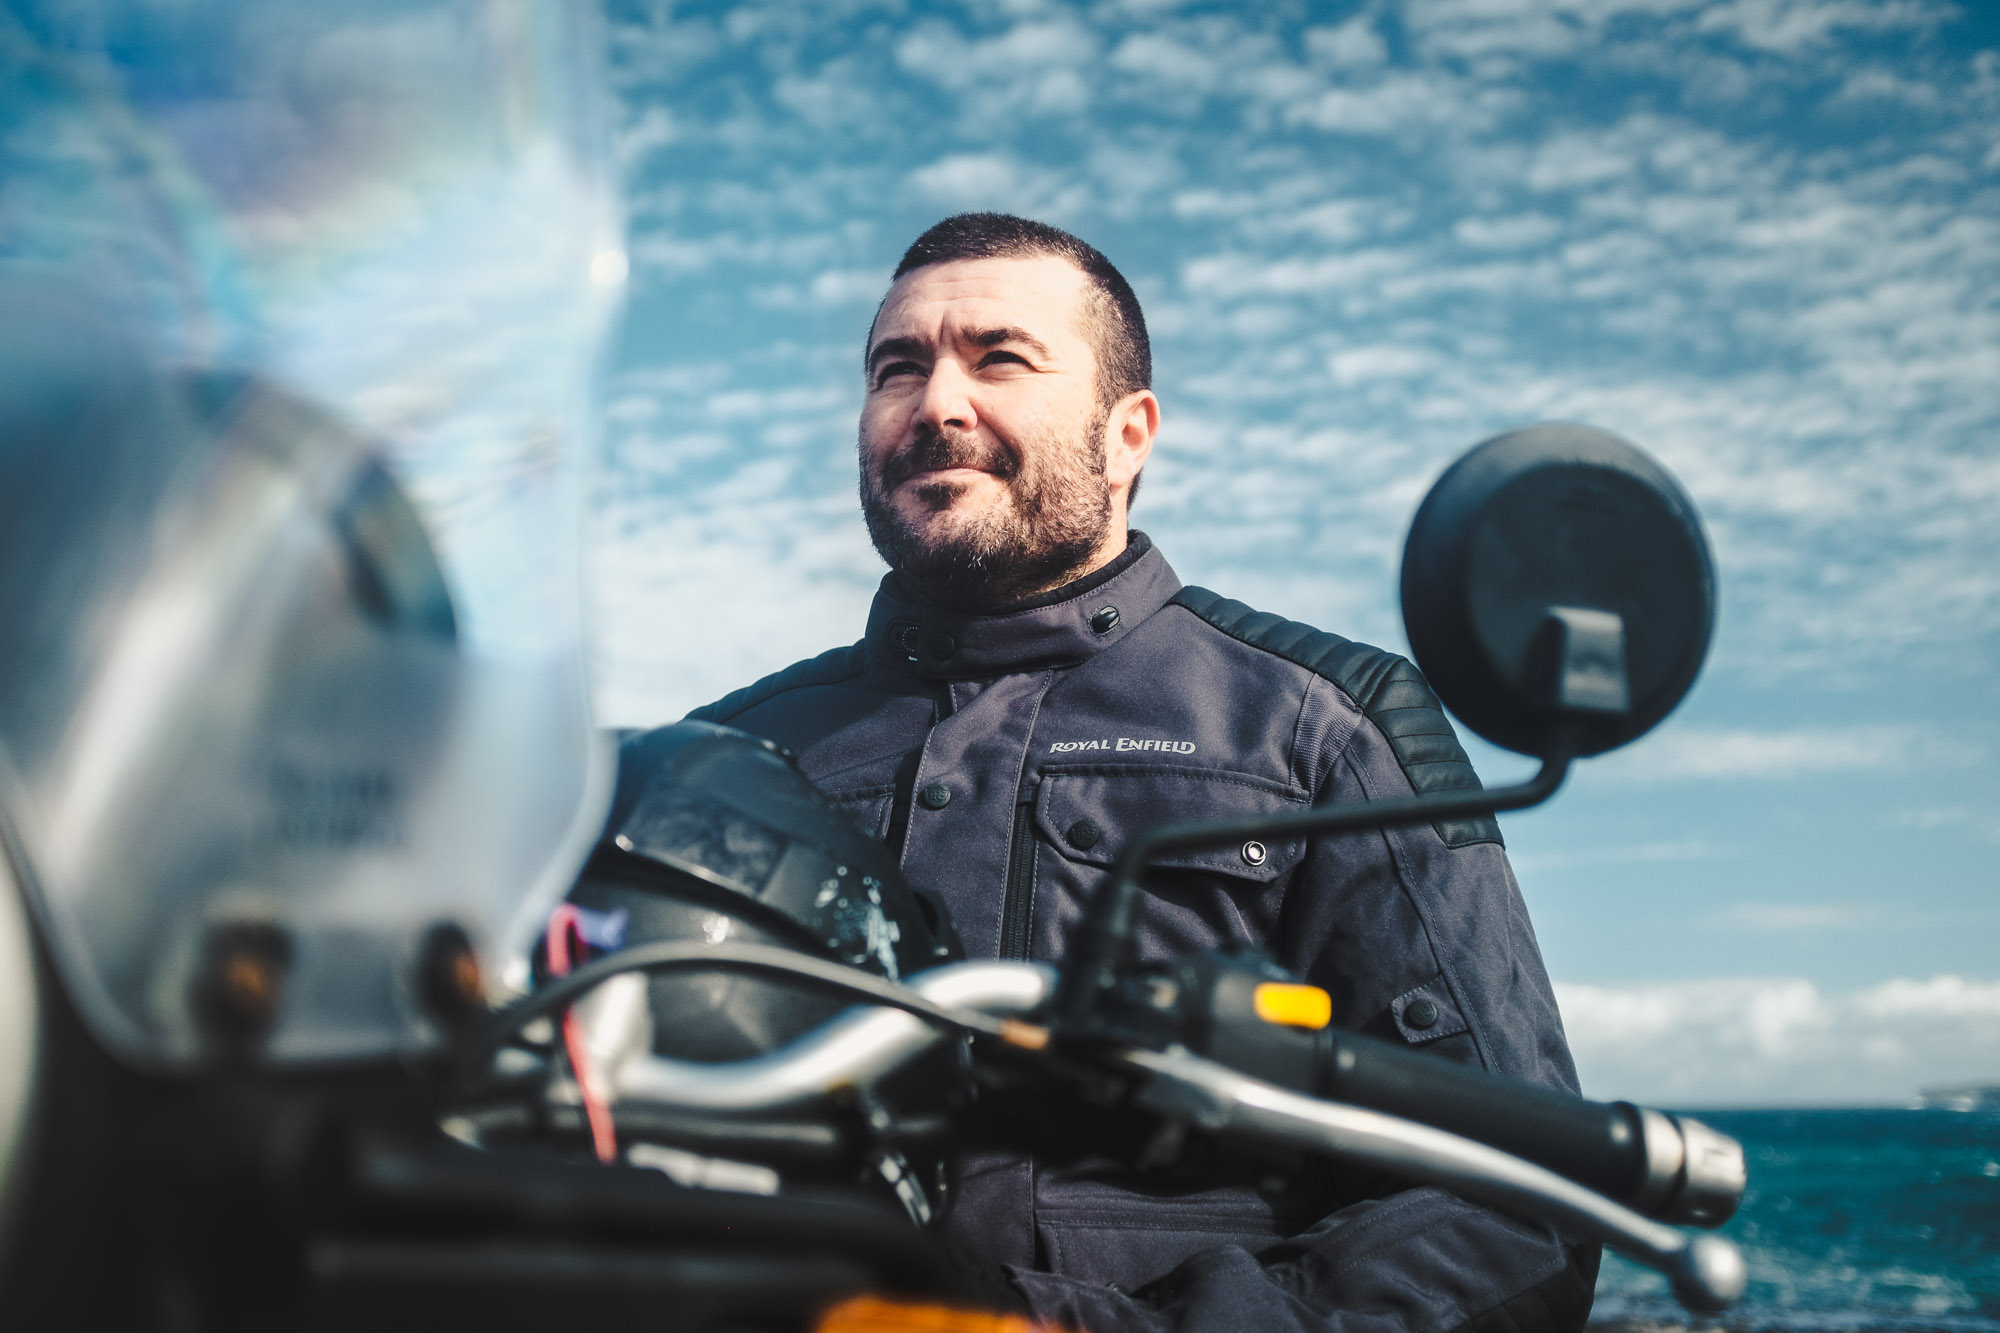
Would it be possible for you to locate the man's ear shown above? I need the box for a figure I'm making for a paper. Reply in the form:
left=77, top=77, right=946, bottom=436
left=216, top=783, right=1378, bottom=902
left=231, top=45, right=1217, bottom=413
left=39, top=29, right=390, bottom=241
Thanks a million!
left=1105, top=389, right=1159, bottom=493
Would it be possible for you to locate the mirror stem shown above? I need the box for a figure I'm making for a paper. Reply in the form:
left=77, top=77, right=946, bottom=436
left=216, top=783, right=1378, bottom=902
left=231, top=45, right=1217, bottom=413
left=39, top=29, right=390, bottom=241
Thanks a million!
left=1056, top=735, right=1580, bottom=1026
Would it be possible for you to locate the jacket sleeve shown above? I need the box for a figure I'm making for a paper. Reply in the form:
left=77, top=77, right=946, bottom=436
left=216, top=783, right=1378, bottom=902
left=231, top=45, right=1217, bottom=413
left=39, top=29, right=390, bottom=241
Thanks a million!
left=1008, top=714, right=1601, bottom=1333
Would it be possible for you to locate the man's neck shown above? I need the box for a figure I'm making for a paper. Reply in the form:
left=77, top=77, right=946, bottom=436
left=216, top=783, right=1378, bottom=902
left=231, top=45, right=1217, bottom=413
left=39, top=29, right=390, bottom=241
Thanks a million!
left=1012, top=524, right=1129, bottom=603
left=897, top=530, right=1151, bottom=617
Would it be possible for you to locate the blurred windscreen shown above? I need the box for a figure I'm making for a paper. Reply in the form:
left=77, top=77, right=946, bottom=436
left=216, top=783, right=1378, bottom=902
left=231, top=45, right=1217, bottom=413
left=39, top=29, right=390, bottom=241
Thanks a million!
left=0, top=0, right=625, bottom=1065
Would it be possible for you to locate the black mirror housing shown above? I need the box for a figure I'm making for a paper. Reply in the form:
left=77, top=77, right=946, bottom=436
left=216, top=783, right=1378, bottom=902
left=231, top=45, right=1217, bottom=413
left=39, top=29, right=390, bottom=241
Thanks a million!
left=1400, top=424, right=1716, bottom=759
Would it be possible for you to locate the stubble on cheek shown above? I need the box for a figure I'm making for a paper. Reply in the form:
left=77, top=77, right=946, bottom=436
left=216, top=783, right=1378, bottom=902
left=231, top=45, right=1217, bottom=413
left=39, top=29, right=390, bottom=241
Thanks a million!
left=858, top=408, right=1110, bottom=610
left=862, top=418, right=1008, bottom=528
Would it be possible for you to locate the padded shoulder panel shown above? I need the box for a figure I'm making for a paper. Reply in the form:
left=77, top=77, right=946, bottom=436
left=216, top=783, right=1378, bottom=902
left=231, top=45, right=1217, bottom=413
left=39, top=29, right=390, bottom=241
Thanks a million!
left=1169, top=587, right=1501, bottom=848
left=685, top=642, right=866, bottom=725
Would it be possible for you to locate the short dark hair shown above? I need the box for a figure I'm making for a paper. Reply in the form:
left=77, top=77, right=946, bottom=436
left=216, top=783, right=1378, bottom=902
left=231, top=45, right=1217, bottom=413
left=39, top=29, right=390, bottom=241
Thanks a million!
left=889, top=213, right=1152, bottom=413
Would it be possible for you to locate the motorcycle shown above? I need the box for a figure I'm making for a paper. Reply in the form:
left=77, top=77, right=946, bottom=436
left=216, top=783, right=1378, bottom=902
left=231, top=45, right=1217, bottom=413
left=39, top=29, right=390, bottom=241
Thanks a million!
left=0, top=4, right=1749, bottom=1326
left=0, top=400, right=1751, bottom=1327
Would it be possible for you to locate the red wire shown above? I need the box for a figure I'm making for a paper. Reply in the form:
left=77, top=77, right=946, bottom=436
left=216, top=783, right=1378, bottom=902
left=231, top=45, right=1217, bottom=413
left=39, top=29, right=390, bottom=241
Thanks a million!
left=545, top=905, right=618, bottom=1164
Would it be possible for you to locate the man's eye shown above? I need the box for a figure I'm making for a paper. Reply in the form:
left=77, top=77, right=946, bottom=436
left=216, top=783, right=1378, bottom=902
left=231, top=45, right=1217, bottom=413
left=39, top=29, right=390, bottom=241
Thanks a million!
left=977, top=351, right=1029, bottom=370
left=873, top=361, right=923, bottom=387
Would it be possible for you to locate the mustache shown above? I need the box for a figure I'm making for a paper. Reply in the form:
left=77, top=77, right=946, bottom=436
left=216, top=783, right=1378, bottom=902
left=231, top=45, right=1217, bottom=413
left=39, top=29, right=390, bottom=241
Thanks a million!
left=878, top=423, right=1019, bottom=490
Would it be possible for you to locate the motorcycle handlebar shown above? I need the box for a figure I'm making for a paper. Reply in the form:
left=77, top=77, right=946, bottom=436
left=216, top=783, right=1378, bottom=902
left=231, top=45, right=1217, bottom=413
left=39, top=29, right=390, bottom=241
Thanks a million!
left=594, top=962, right=1057, bottom=1113
left=1119, top=1045, right=1748, bottom=1313
left=548, top=958, right=1747, bottom=1311
left=572, top=960, right=1742, bottom=1227
left=1314, top=1028, right=1744, bottom=1227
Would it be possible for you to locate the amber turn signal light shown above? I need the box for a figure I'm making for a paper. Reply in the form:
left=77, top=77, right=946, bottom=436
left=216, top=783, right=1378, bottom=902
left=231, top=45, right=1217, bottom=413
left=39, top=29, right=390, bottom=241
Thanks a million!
left=1252, top=982, right=1332, bottom=1030
left=816, top=1295, right=1076, bottom=1333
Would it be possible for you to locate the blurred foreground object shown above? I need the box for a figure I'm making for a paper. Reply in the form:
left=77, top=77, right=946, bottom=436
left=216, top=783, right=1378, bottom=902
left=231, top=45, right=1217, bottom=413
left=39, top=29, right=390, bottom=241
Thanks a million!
left=0, top=0, right=622, bottom=1070
left=814, top=1295, right=1074, bottom=1333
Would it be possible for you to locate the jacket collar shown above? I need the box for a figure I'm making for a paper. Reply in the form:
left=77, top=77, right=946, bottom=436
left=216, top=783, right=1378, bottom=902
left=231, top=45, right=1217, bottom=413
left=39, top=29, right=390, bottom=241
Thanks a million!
left=864, top=532, right=1182, bottom=680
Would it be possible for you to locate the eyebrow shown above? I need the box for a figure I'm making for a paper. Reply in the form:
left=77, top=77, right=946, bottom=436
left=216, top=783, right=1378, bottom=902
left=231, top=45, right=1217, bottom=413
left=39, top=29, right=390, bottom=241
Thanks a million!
left=866, top=335, right=927, bottom=374
left=967, top=326, right=1051, bottom=359
left=866, top=326, right=1054, bottom=375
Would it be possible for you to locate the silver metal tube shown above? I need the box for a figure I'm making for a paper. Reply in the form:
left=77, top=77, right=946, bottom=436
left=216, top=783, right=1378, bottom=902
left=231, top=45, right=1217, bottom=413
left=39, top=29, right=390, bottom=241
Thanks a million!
left=1630, top=1105, right=1687, bottom=1217
left=1672, top=1113, right=1749, bottom=1227
left=604, top=961, right=1055, bottom=1113
left=1119, top=1046, right=1748, bottom=1314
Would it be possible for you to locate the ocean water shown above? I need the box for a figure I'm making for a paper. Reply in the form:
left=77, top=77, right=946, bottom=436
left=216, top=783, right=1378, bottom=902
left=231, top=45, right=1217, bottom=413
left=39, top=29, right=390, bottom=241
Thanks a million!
left=1590, top=1109, right=2000, bottom=1331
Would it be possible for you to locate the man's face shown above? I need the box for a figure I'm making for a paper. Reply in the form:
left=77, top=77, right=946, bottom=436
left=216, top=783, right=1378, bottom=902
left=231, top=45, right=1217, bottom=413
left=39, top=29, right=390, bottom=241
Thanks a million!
left=859, top=255, right=1116, bottom=609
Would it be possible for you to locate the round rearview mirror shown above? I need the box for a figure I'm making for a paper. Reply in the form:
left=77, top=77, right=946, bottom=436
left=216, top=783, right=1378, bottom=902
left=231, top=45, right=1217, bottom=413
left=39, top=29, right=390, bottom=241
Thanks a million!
left=1400, top=424, right=1715, bottom=759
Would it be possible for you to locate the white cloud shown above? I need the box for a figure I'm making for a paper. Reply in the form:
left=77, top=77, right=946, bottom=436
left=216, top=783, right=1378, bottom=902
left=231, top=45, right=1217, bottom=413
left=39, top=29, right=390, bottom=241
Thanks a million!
left=907, top=153, right=1017, bottom=202
left=1303, top=17, right=1388, bottom=69
left=772, top=60, right=889, bottom=130
left=1453, top=212, right=1563, bottom=249
left=701, top=383, right=849, bottom=423
left=1714, top=902, right=1878, bottom=930
left=1857, top=974, right=2000, bottom=1020
left=894, top=16, right=1100, bottom=117
left=1555, top=974, right=2000, bottom=1104
left=615, top=106, right=677, bottom=168
left=1834, top=67, right=1945, bottom=107
left=590, top=483, right=882, bottom=727
left=1508, top=839, right=1725, bottom=874
left=1108, top=33, right=1219, bottom=91
left=1893, top=807, right=2000, bottom=843
left=624, top=228, right=851, bottom=278
left=1405, top=5, right=1589, bottom=62
left=1590, top=725, right=1981, bottom=784
left=1283, top=72, right=1503, bottom=136
left=1328, top=345, right=1438, bottom=384
left=1181, top=247, right=1414, bottom=298
left=808, top=267, right=891, bottom=307
left=1525, top=133, right=1635, bottom=190
left=906, top=153, right=1086, bottom=216
left=1692, top=0, right=1951, bottom=53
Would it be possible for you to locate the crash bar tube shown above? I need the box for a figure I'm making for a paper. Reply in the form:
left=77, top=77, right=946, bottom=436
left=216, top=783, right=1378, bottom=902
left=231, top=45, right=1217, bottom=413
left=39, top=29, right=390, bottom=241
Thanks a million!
left=1119, top=1045, right=1748, bottom=1314
left=1059, top=749, right=1574, bottom=1021
left=606, top=961, right=1057, bottom=1113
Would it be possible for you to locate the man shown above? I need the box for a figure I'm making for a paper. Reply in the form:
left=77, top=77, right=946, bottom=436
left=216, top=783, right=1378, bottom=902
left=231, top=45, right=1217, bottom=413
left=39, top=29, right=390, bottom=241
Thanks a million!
left=690, top=214, right=1597, bottom=1331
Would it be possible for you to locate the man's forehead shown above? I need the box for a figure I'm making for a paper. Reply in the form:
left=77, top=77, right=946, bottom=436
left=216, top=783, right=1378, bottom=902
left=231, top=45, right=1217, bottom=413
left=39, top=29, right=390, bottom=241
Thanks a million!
left=871, top=254, right=1091, bottom=350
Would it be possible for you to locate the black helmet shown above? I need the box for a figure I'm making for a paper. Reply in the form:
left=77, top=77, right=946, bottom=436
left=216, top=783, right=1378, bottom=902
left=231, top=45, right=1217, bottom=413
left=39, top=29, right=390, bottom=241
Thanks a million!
left=562, top=722, right=960, bottom=1062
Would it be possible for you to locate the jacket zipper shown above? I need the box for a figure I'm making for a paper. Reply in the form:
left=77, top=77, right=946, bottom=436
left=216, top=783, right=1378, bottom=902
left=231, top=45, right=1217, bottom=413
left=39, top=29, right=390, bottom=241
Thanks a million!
left=998, top=800, right=1036, bottom=960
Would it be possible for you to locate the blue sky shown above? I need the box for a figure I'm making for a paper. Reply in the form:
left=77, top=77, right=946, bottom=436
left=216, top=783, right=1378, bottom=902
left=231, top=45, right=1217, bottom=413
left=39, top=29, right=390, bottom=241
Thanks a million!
left=589, top=0, right=2000, bottom=1104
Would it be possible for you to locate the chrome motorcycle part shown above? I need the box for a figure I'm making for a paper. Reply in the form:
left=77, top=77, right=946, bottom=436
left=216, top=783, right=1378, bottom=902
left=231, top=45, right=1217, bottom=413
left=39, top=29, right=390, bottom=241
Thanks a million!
left=1663, top=1112, right=1750, bottom=1228
left=600, top=962, right=1055, bottom=1114
left=1119, top=1045, right=1749, bottom=1313
left=1124, top=960, right=1748, bottom=1228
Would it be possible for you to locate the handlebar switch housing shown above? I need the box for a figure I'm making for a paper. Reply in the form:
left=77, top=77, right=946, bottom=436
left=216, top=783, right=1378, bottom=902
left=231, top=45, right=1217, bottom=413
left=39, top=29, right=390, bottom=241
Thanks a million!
left=1103, top=949, right=1327, bottom=1091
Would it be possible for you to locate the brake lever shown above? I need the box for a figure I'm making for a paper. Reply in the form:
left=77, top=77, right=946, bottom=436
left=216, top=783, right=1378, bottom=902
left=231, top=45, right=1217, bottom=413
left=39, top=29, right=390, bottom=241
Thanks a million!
left=1116, top=1045, right=1748, bottom=1314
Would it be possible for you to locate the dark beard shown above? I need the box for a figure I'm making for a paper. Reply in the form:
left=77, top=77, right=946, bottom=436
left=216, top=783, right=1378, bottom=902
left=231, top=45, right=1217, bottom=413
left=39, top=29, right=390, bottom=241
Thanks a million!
left=860, top=411, right=1112, bottom=611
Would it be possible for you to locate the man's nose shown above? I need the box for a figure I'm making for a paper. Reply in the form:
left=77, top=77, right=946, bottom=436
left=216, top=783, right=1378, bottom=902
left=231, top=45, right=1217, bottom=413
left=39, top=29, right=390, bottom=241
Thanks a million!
left=916, top=358, right=978, bottom=433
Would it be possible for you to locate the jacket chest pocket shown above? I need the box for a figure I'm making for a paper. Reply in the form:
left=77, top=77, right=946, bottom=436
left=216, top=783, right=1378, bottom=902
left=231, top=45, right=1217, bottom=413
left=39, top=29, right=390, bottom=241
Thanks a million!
left=1025, top=766, right=1309, bottom=962
left=1033, top=765, right=1310, bottom=880
left=823, top=783, right=895, bottom=844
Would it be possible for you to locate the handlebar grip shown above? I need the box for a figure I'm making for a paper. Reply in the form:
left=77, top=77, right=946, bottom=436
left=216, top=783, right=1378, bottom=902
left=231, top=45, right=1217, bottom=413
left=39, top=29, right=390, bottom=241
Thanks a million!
left=1316, top=1030, right=1742, bottom=1226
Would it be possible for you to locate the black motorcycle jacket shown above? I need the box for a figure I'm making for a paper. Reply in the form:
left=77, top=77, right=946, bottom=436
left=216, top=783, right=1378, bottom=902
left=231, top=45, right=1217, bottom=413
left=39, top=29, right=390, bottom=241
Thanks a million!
left=689, top=533, right=1598, bottom=1332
